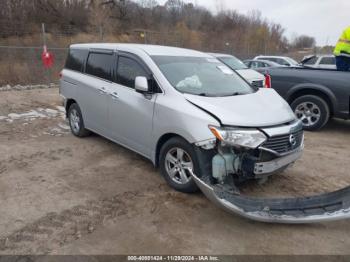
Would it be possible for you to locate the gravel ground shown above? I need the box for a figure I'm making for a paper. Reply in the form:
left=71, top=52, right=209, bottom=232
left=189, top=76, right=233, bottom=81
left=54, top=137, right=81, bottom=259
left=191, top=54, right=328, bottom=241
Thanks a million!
left=0, top=88, right=349, bottom=255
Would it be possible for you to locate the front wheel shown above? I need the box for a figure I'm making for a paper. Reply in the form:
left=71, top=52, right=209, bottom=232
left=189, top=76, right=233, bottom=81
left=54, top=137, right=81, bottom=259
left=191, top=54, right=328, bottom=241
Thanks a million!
left=291, top=95, right=330, bottom=131
left=159, top=137, right=200, bottom=193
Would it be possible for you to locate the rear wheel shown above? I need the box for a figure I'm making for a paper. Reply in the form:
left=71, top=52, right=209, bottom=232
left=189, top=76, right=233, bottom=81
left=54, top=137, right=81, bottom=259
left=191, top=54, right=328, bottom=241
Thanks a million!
left=159, top=137, right=200, bottom=193
left=291, top=95, right=330, bottom=131
left=68, top=103, right=91, bottom=137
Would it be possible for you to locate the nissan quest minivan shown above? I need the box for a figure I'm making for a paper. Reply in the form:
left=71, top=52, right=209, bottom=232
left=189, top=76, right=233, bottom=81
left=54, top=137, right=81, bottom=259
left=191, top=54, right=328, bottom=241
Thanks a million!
left=60, top=44, right=350, bottom=223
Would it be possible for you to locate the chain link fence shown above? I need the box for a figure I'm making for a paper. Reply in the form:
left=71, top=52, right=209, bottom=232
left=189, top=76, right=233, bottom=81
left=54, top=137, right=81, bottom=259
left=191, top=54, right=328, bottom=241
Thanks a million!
left=0, top=24, right=205, bottom=86
left=0, top=23, right=329, bottom=87
left=0, top=46, right=67, bottom=86
left=0, top=24, right=105, bottom=86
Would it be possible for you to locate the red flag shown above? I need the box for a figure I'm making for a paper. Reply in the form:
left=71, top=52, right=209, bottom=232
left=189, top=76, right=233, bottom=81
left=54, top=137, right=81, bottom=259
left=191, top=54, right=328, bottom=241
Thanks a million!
left=41, top=46, right=54, bottom=68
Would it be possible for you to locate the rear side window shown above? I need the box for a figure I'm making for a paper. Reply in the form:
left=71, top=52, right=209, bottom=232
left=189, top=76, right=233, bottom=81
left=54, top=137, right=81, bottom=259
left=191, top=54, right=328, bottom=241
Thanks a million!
left=117, top=56, right=148, bottom=88
left=65, top=49, right=88, bottom=72
left=258, top=62, right=267, bottom=67
left=250, top=61, right=259, bottom=68
left=86, top=52, right=114, bottom=81
left=265, top=58, right=278, bottom=63
left=319, top=57, right=336, bottom=65
left=251, top=61, right=264, bottom=68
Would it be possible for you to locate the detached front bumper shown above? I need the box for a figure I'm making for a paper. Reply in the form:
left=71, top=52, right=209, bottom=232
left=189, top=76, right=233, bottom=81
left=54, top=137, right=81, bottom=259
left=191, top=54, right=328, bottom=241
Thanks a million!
left=191, top=172, right=350, bottom=224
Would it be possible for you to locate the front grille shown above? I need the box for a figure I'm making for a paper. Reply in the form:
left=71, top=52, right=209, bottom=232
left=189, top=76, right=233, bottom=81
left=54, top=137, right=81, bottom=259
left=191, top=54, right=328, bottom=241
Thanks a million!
left=261, top=130, right=303, bottom=155
left=252, top=80, right=264, bottom=88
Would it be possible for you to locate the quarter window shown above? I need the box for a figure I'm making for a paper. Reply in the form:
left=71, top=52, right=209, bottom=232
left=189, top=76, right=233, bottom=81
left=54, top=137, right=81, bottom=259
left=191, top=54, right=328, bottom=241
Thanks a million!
left=86, top=52, right=114, bottom=81
left=117, top=56, right=148, bottom=88
left=65, top=49, right=88, bottom=72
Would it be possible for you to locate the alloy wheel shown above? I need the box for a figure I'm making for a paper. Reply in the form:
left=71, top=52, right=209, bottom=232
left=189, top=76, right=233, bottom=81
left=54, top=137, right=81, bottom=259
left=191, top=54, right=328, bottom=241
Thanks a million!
left=70, top=109, right=81, bottom=134
left=294, top=102, right=321, bottom=127
left=165, top=147, right=194, bottom=185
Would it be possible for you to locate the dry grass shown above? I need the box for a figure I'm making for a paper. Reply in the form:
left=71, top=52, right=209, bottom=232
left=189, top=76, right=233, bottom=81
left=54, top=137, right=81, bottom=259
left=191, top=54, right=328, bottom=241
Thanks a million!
left=0, top=33, right=139, bottom=86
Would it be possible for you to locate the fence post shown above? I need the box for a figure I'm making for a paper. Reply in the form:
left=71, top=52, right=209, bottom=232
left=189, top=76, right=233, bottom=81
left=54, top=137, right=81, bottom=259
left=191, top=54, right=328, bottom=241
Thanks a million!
left=143, top=30, right=147, bottom=44
left=99, top=25, right=104, bottom=41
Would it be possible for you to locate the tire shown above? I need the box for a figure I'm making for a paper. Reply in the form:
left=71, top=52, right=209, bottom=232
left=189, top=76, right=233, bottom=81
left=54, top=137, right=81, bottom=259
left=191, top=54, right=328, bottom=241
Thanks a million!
left=68, top=103, right=91, bottom=137
left=291, top=95, right=330, bottom=131
left=159, top=137, right=201, bottom=193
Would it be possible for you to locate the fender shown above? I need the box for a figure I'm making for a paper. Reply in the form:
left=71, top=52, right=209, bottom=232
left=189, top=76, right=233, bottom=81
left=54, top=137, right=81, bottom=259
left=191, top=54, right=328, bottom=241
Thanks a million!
left=285, top=83, right=338, bottom=112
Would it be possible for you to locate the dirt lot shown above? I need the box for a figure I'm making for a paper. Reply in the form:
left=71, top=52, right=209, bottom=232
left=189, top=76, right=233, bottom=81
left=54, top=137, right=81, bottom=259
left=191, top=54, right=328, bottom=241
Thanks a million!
left=0, top=87, right=350, bottom=255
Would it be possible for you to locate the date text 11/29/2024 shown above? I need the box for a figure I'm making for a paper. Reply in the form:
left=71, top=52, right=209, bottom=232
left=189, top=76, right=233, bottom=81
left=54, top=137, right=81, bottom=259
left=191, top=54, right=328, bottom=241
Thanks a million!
left=127, top=256, right=220, bottom=261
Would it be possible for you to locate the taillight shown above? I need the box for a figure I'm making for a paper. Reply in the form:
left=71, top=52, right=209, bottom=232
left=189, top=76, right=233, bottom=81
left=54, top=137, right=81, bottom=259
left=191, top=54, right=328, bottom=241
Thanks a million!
left=265, top=74, right=271, bottom=88
left=59, top=71, right=63, bottom=79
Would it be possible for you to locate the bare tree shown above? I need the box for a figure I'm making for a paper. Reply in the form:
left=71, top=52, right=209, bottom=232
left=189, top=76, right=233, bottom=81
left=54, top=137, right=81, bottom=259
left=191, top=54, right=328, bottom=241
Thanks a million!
left=0, top=0, right=316, bottom=58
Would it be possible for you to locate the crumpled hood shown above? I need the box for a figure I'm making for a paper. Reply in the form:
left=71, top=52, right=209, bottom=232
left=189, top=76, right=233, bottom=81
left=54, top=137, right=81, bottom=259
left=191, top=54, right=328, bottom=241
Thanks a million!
left=184, top=89, right=296, bottom=127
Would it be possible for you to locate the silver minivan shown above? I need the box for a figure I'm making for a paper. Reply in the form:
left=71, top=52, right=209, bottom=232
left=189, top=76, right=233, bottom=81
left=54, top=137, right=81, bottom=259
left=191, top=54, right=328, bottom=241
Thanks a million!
left=60, top=44, right=350, bottom=223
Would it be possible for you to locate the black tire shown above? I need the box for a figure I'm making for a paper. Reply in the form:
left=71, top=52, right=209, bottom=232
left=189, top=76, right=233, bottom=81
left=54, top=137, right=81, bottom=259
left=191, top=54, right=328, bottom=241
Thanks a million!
left=159, top=137, right=201, bottom=193
left=68, top=103, right=91, bottom=137
left=290, top=95, right=330, bottom=131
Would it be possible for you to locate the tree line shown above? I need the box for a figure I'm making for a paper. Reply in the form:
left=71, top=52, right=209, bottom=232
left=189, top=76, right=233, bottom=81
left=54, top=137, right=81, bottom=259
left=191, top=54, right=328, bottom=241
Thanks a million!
left=0, top=0, right=316, bottom=58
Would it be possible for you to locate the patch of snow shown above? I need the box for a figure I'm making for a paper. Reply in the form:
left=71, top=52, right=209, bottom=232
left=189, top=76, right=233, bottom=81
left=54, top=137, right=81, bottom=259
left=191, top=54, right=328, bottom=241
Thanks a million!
left=58, top=123, right=70, bottom=130
left=44, top=109, right=59, bottom=116
left=56, top=106, right=66, bottom=113
left=2, top=107, right=71, bottom=138
left=50, top=127, right=63, bottom=133
left=1, top=107, right=65, bottom=123
left=0, top=84, right=58, bottom=92
left=7, top=113, right=21, bottom=120
left=8, top=110, right=47, bottom=120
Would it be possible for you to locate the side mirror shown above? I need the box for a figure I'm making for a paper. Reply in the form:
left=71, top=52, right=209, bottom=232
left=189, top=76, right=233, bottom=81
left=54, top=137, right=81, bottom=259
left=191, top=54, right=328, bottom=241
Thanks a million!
left=135, top=76, right=149, bottom=93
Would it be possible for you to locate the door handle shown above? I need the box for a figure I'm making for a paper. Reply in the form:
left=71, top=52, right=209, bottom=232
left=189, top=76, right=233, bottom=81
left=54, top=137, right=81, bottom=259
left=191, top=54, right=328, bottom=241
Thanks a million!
left=99, top=87, right=107, bottom=94
left=110, top=91, right=119, bottom=100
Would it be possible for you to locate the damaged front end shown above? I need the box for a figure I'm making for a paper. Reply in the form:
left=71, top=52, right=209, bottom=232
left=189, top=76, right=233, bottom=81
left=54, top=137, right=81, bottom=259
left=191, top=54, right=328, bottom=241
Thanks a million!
left=193, top=121, right=350, bottom=223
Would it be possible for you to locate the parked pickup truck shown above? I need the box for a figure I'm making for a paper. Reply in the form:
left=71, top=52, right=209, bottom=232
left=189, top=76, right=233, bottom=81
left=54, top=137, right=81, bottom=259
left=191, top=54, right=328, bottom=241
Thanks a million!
left=252, top=67, right=350, bottom=130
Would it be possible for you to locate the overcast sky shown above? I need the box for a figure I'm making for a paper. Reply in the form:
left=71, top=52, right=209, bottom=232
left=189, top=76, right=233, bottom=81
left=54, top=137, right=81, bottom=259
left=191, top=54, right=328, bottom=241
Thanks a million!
left=157, top=0, right=350, bottom=46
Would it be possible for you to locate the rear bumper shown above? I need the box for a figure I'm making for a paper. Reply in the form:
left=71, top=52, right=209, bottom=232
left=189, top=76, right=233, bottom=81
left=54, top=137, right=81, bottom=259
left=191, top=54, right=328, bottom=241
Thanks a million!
left=191, top=172, right=350, bottom=224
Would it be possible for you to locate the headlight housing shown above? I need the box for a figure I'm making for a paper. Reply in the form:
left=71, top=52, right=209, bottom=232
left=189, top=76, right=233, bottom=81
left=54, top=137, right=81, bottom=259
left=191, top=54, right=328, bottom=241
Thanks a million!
left=209, top=126, right=267, bottom=149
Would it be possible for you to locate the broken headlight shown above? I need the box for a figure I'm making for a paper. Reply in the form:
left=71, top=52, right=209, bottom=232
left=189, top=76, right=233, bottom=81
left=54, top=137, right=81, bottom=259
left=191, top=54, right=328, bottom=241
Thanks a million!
left=209, top=126, right=267, bottom=149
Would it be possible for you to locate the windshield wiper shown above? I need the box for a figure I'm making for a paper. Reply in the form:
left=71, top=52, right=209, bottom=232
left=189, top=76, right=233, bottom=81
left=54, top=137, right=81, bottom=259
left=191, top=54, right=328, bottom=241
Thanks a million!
left=197, top=92, right=244, bottom=97
left=224, top=92, right=243, bottom=97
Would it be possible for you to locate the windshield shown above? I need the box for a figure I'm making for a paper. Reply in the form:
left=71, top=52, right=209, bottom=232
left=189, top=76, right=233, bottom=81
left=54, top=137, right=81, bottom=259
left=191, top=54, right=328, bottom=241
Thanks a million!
left=302, top=56, right=318, bottom=65
left=218, top=56, right=248, bottom=70
left=285, top=57, right=299, bottom=66
left=152, top=56, right=255, bottom=97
